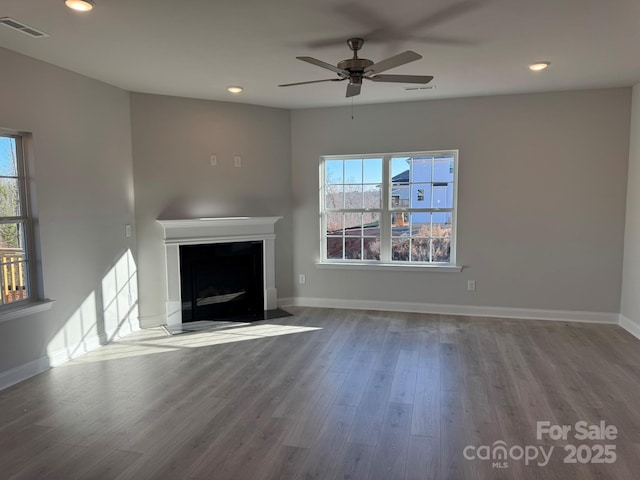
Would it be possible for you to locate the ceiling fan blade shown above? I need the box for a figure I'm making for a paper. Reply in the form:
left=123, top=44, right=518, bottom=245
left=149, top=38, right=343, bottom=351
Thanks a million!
left=364, top=51, right=422, bottom=75
left=278, top=78, right=346, bottom=87
left=410, top=34, right=477, bottom=46
left=346, top=83, right=361, bottom=97
left=408, top=0, right=482, bottom=31
left=368, top=75, right=434, bottom=84
left=297, top=56, right=348, bottom=75
left=334, top=3, right=394, bottom=31
left=306, top=3, right=393, bottom=46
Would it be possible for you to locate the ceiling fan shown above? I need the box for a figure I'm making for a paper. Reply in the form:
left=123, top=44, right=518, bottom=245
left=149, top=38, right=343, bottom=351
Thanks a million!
left=278, top=38, right=433, bottom=98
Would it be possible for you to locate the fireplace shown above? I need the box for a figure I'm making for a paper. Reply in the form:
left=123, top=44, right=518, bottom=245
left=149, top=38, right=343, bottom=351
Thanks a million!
left=157, top=217, right=281, bottom=326
left=180, top=241, right=263, bottom=322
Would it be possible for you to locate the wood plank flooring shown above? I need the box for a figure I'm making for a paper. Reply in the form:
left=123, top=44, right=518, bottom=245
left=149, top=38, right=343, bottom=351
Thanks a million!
left=1, top=307, right=640, bottom=479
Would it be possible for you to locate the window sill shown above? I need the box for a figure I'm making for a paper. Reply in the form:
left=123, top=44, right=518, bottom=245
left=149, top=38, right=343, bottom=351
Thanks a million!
left=0, top=299, right=55, bottom=324
left=316, top=262, right=463, bottom=272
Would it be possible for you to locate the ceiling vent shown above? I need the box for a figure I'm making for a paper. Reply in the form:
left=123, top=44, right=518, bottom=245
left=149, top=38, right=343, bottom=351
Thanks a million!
left=0, top=17, right=50, bottom=38
left=404, top=86, right=436, bottom=91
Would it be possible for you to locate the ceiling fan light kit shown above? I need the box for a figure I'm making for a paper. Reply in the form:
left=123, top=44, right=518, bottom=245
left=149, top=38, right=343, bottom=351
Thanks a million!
left=529, top=62, right=550, bottom=71
left=279, top=38, right=433, bottom=98
left=65, top=0, right=95, bottom=12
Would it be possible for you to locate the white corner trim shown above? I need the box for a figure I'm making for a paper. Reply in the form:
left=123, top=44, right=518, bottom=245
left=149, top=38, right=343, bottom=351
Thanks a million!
left=619, top=314, right=640, bottom=340
left=285, top=297, right=619, bottom=324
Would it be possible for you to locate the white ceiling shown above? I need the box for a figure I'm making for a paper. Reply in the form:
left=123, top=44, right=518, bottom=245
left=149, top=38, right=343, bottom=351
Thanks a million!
left=1, top=0, right=640, bottom=109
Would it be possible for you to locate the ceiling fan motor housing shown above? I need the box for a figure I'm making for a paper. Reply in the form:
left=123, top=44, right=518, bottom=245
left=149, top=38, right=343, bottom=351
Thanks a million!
left=338, top=58, right=373, bottom=72
left=337, top=58, right=373, bottom=83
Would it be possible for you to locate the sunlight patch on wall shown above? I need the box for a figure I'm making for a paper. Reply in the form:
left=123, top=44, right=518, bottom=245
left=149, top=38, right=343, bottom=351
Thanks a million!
left=46, top=249, right=140, bottom=366
left=102, top=249, right=138, bottom=341
left=47, top=291, right=99, bottom=365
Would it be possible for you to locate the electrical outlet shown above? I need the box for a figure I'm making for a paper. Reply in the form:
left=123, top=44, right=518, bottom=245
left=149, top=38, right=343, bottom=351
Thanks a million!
left=234, top=156, right=242, bottom=167
left=467, top=280, right=476, bottom=292
left=125, top=224, right=132, bottom=238
left=210, top=154, right=217, bottom=166
left=298, top=274, right=306, bottom=284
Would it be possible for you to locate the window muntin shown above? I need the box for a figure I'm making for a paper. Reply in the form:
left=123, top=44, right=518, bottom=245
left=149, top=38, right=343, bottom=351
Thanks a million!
left=0, top=134, right=33, bottom=305
left=321, top=151, right=457, bottom=265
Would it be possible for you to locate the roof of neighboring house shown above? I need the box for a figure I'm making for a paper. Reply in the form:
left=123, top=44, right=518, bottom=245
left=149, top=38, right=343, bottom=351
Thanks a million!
left=392, top=170, right=410, bottom=183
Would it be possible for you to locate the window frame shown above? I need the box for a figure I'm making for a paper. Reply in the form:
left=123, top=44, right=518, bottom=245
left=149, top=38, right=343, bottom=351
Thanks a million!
left=319, top=150, right=460, bottom=268
left=0, top=129, right=48, bottom=319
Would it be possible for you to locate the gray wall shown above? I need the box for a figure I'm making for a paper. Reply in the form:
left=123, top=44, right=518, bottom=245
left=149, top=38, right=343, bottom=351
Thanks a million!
left=130, top=94, right=292, bottom=326
left=0, top=47, right=135, bottom=373
left=621, top=83, right=640, bottom=327
left=0, top=45, right=632, bottom=383
left=292, top=89, right=631, bottom=313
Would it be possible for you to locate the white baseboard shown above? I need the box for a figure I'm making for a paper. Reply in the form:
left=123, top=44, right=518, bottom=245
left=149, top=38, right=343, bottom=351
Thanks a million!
left=0, top=332, right=104, bottom=391
left=47, top=334, right=104, bottom=367
left=104, top=318, right=140, bottom=342
left=138, top=313, right=167, bottom=328
left=0, top=356, right=52, bottom=392
left=284, top=297, right=619, bottom=324
left=278, top=297, right=295, bottom=309
left=619, top=314, right=640, bottom=340
left=0, top=319, right=142, bottom=392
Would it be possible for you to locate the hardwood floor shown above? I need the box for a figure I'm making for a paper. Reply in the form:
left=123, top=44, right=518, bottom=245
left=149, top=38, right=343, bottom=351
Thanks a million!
left=1, top=307, right=639, bottom=479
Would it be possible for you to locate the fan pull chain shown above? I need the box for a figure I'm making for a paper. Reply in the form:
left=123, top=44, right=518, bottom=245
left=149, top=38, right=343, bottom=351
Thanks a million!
left=351, top=97, right=354, bottom=120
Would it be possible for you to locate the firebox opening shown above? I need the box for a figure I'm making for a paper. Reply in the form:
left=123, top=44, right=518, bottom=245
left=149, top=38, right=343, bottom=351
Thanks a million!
left=179, top=241, right=263, bottom=322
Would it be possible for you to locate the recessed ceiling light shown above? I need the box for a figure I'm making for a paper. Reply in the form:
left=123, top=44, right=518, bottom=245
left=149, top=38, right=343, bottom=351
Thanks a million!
left=65, top=0, right=94, bottom=12
left=529, top=62, right=550, bottom=71
left=227, top=86, right=243, bottom=94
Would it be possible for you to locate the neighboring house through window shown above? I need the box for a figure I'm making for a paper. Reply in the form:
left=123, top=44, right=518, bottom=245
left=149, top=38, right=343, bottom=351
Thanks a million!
left=321, top=150, right=458, bottom=265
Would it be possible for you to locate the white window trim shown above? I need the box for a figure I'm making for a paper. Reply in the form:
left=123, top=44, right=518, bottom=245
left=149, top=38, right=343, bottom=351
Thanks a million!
left=316, top=262, right=463, bottom=272
left=0, top=299, right=55, bottom=323
left=0, top=129, right=49, bottom=321
left=319, top=150, right=461, bottom=270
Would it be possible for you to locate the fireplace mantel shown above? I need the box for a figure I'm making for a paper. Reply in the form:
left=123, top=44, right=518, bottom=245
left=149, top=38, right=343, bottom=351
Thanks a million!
left=157, top=216, right=282, bottom=325
left=158, top=216, right=282, bottom=244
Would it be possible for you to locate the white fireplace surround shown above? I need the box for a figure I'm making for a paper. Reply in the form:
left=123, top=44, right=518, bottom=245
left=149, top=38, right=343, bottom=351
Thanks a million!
left=157, top=216, right=281, bottom=326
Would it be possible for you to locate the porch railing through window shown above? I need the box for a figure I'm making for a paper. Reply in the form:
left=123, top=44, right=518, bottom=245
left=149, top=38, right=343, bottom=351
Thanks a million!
left=0, top=248, right=27, bottom=304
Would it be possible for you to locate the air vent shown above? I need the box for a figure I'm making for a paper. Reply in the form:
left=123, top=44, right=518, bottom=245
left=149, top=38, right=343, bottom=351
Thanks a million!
left=0, top=17, right=50, bottom=38
left=404, top=86, right=436, bottom=91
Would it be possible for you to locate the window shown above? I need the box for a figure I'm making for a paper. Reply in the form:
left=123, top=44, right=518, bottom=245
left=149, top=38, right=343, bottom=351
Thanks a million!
left=321, top=151, right=458, bottom=265
left=0, top=132, right=36, bottom=307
